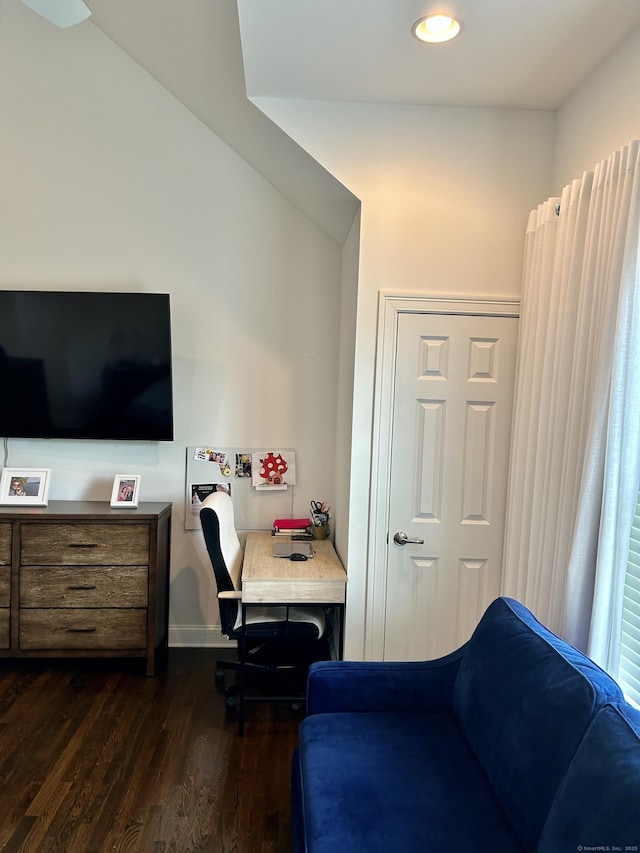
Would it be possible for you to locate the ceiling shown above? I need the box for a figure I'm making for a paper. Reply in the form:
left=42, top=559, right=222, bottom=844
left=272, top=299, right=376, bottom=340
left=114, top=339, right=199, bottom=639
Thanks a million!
left=237, top=0, right=640, bottom=110
left=24, top=0, right=640, bottom=242
left=84, top=0, right=640, bottom=129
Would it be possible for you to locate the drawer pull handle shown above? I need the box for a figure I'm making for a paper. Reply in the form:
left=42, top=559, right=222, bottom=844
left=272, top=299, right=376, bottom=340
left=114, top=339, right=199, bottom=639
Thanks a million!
left=68, top=627, right=97, bottom=634
left=67, top=585, right=97, bottom=591
left=68, top=543, right=99, bottom=549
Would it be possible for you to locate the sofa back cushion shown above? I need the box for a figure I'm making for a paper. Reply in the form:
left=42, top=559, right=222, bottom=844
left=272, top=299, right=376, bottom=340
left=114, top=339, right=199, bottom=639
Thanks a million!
left=539, top=703, right=640, bottom=852
left=452, top=597, right=623, bottom=852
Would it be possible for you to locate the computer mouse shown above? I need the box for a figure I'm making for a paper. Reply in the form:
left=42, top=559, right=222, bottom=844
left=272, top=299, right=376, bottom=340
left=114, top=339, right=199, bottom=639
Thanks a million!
left=290, top=552, right=308, bottom=561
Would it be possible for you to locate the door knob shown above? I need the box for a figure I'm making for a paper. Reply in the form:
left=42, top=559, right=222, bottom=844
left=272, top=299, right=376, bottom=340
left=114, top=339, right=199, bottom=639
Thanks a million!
left=393, top=531, right=425, bottom=546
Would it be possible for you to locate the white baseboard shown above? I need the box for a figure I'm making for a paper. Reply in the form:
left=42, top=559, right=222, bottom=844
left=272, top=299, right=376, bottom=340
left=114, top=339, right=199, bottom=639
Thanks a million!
left=168, top=624, right=235, bottom=648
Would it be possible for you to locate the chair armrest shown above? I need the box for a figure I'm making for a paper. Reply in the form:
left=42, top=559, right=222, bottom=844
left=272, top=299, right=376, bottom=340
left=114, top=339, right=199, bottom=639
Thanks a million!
left=306, top=646, right=466, bottom=716
left=218, top=590, right=242, bottom=599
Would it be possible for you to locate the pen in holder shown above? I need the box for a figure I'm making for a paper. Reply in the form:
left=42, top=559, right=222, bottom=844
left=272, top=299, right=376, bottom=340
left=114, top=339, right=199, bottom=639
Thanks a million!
left=310, top=500, right=331, bottom=540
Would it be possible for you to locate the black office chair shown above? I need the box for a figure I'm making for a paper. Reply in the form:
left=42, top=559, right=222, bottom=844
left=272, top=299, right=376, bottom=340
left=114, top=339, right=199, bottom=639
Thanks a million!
left=199, top=491, right=328, bottom=724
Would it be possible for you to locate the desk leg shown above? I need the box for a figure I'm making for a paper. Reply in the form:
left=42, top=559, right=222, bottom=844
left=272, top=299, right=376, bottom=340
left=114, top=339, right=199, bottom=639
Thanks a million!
left=238, top=605, right=247, bottom=737
left=337, top=603, right=345, bottom=660
left=331, top=603, right=345, bottom=660
left=325, top=603, right=346, bottom=661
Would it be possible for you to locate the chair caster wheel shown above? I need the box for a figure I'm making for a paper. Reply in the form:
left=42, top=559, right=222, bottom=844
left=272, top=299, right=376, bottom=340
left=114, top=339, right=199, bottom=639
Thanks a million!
left=291, top=702, right=305, bottom=715
left=215, top=668, right=225, bottom=685
left=224, top=695, right=238, bottom=711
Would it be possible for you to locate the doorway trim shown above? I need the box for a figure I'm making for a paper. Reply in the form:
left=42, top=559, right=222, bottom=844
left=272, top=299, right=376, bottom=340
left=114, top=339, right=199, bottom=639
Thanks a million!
left=366, top=293, right=521, bottom=660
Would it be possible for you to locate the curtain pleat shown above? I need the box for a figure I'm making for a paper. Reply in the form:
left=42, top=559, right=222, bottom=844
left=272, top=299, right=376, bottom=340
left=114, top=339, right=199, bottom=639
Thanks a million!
left=588, top=144, right=640, bottom=673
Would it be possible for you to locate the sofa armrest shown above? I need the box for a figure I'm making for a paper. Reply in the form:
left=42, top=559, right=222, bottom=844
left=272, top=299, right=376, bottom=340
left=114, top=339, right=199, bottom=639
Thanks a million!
left=306, top=646, right=466, bottom=715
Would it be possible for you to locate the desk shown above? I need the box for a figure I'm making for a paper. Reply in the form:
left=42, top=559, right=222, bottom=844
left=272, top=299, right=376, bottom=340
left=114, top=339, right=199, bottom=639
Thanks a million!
left=238, top=531, right=347, bottom=733
left=242, top=531, right=347, bottom=606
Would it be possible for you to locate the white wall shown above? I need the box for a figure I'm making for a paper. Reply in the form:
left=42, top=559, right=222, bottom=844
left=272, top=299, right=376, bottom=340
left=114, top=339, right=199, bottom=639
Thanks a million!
left=254, top=97, right=556, bottom=657
left=333, top=209, right=360, bottom=564
left=554, top=24, right=640, bottom=190
left=0, top=2, right=344, bottom=644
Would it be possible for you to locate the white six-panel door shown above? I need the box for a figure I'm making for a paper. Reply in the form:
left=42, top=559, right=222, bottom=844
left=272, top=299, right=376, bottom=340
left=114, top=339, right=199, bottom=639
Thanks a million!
left=368, top=298, right=519, bottom=661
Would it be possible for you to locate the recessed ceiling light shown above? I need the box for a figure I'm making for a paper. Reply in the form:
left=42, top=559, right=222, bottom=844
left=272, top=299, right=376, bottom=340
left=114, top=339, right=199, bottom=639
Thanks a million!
left=411, top=14, right=462, bottom=44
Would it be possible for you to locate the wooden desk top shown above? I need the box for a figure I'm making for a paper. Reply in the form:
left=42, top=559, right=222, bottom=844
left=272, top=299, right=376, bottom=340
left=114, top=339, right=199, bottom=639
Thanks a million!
left=242, top=531, right=347, bottom=604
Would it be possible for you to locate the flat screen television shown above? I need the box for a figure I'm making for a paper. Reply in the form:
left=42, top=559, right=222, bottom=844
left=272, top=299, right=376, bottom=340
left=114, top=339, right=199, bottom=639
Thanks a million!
left=0, top=291, right=174, bottom=441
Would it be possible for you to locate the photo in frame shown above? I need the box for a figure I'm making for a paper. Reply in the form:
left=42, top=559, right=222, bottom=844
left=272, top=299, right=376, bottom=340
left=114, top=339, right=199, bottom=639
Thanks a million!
left=0, top=468, right=51, bottom=506
left=110, top=475, right=141, bottom=508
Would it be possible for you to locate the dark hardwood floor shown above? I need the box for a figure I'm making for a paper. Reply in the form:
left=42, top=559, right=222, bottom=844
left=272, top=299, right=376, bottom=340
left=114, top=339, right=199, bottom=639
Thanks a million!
left=0, top=649, right=300, bottom=852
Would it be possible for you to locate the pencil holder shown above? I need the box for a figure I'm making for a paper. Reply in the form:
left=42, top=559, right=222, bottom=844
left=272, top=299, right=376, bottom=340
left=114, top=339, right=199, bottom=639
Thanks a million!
left=312, top=524, right=329, bottom=540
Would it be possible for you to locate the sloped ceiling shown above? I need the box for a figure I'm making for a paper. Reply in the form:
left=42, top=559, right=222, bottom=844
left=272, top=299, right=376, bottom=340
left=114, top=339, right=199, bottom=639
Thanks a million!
left=86, top=0, right=359, bottom=245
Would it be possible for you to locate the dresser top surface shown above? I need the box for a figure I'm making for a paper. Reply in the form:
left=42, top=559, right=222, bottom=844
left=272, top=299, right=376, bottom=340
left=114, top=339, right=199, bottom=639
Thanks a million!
left=0, top=500, right=172, bottom=522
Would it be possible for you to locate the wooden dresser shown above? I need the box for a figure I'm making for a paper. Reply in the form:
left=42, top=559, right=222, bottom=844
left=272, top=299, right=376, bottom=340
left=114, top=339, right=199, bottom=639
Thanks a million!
left=0, top=501, right=171, bottom=675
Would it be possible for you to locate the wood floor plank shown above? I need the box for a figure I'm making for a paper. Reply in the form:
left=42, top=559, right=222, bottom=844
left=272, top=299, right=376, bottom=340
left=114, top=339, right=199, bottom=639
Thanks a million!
left=0, top=650, right=299, bottom=852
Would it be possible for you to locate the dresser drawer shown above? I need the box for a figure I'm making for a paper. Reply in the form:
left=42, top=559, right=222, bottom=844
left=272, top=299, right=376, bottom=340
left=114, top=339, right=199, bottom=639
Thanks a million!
left=0, top=609, right=9, bottom=649
left=20, top=566, right=148, bottom=608
left=20, top=523, right=150, bottom=566
left=0, top=523, right=11, bottom=565
left=0, top=567, right=10, bottom=607
left=20, top=609, right=147, bottom=650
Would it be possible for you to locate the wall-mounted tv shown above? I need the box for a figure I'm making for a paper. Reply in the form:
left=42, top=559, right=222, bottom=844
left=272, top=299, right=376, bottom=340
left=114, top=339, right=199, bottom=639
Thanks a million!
left=0, top=291, right=174, bottom=441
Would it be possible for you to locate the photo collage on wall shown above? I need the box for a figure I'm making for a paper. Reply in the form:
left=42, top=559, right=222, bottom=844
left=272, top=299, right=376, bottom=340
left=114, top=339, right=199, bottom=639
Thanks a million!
left=185, top=447, right=297, bottom=529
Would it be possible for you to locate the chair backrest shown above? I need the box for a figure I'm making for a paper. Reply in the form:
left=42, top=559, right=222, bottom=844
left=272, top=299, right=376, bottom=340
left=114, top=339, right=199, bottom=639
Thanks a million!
left=200, top=491, right=243, bottom=635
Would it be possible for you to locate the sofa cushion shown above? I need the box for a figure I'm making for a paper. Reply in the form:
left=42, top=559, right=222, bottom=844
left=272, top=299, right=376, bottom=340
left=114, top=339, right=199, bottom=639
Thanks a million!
left=296, top=711, right=526, bottom=853
left=452, top=597, right=623, bottom=852
left=539, top=703, right=640, bottom=852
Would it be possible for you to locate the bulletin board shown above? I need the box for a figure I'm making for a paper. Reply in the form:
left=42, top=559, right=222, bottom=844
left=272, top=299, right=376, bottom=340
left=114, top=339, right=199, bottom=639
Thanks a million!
left=185, top=446, right=297, bottom=531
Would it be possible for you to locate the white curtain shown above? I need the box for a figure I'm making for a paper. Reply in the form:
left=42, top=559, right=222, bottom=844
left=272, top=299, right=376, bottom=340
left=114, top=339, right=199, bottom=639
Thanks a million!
left=503, top=140, right=640, bottom=660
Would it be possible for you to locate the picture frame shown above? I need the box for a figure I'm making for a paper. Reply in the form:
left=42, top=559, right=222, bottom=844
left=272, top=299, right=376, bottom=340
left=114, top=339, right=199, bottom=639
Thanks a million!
left=110, top=475, right=141, bottom=509
left=0, top=468, right=51, bottom=506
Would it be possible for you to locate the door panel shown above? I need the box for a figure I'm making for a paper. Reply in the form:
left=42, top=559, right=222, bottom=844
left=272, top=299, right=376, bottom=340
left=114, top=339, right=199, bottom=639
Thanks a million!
left=383, top=312, right=518, bottom=660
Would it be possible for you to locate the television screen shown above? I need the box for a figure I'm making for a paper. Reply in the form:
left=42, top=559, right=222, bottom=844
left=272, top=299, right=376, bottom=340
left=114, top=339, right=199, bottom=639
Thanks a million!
left=0, top=291, right=174, bottom=440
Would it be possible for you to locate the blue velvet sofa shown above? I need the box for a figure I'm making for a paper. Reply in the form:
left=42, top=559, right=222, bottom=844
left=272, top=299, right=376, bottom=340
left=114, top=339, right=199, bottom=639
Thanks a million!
left=291, top=597, right=640, bottom=852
